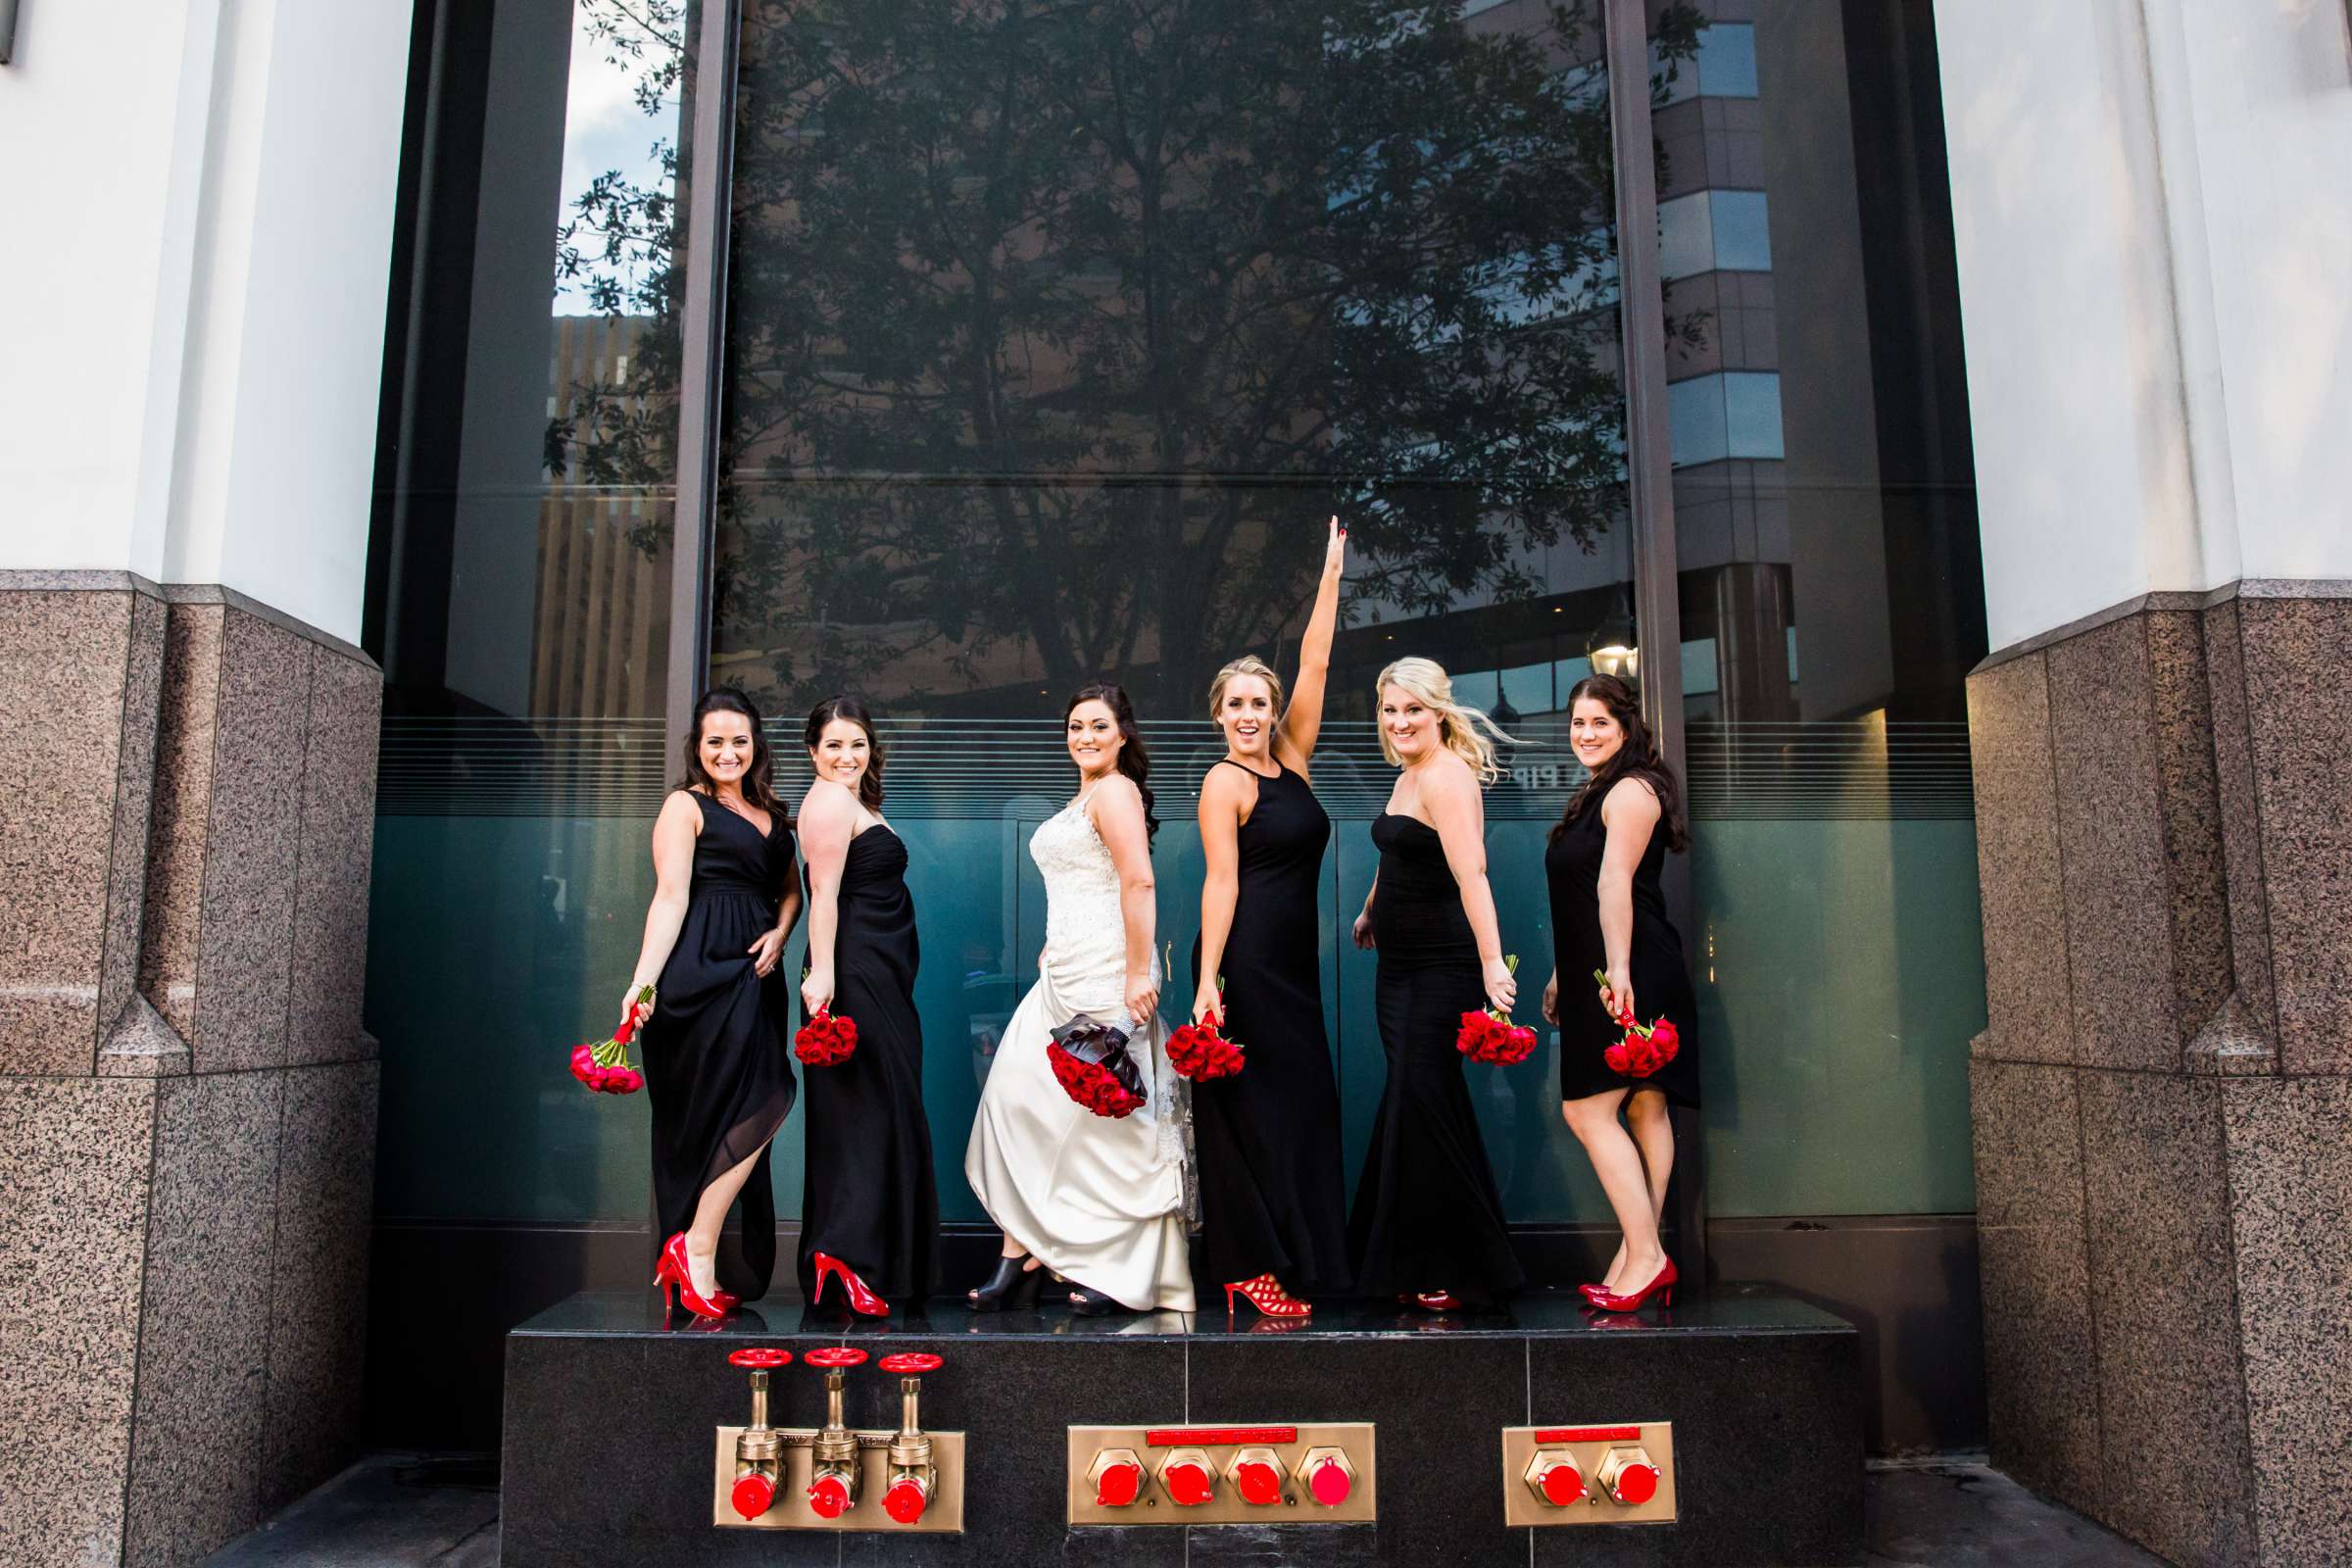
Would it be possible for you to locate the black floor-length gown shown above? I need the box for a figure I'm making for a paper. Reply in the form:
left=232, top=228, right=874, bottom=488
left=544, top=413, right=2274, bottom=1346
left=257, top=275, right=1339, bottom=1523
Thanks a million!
left=1347, top=813, right=1525, bottom=1300
left=797, top=824, right=940, bottom=1302
left=1189, top=760, right=1349, bottom=1293
left=640, top=792, right=799, bottom=1299
left=1550, top=791, right=1699, bottom=1107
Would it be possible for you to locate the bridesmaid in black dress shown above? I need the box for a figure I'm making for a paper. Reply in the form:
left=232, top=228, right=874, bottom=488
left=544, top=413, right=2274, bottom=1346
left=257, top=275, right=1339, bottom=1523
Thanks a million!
left=1190, top=517, right=1349, bottom=1319
left=1543, top=673, right=1695, bottom=1314
left=625, top=688, right=803, bottom=1319
left=1347, top=657, right=1527, bottom=1311
left=795, top=696, right=940, bottom=1316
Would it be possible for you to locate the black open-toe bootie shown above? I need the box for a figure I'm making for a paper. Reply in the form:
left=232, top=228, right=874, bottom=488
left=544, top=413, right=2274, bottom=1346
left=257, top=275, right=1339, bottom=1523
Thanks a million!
left=966, top=1255, right=1046, bottom=1312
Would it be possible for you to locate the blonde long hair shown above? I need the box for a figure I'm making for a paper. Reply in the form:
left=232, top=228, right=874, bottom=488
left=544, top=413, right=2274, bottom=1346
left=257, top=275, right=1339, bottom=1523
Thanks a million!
left=1206, top=654, right=1288, bottom=721
left=1376, top=657, right=1516, bottom=785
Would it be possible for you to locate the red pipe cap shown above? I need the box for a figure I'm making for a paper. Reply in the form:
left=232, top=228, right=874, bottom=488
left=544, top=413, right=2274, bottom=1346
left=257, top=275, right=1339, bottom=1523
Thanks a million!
left=878, top=1352, right=942, bottom=1374
left=1236, top=1460, right=1282, bottom=1506
left=729, top=1474, right=777, bottom=1520
left=1613, top=1463, right=1659, bottom=1505
left=727, top=1348, right=792, bottom=1369
left=808, top=1475, right=852, bottom=1519
left=804, top=1347, right=868, bottom=1369
left=1166, top=1460, right=1213, bottom=1506
left=1308, top=1459, right=1352, bottom=1507
left=1539, top=1463, right=1585, bottom=1506
left=883, top=1478, right=929, bottom=1523
left=1095, top=1461, right=1143, bottom=1507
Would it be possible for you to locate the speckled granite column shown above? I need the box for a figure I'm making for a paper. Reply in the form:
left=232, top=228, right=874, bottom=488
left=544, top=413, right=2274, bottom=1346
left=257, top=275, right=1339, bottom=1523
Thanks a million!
left=1967, top=583, right=2352, bottom=1568
left=0, top=575, right=383, bottom=1568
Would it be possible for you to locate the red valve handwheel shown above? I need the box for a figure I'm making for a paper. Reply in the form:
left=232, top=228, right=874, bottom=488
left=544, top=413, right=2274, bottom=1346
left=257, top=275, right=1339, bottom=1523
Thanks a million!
left=730, top=1473, right=778, bottom=1519
left=1612, top=1462, right=1659, bottom=1505
left=727, top=1348, right=793, bottom=1369
left=1236, top=1459, right=1282, bottom=1506
left=1165, top=1460, right=1213, bottom=1506
left=808, top=1475, right=852, bottom=1519
left=877, top=1352, right=942, bottom=1374
left=1308, top=1459, right=1352, bottom=1507
left=1095, top=1461, right=1143, bottom=1507
left=804, top=1347, right=869, bottom=1369
left=1539, top=1463, right=1585, bottom=1506
left=883, top=1477, right=930, bottom=1524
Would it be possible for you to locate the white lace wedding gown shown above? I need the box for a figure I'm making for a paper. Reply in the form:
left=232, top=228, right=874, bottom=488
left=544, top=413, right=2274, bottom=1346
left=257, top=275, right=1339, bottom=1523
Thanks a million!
left=964, top=789, right=1196, bottom=1311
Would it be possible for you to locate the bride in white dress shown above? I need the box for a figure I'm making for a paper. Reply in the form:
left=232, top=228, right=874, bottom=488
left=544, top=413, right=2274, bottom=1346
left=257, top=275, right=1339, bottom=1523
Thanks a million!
left=964, top=682, right=1196, bottom=1314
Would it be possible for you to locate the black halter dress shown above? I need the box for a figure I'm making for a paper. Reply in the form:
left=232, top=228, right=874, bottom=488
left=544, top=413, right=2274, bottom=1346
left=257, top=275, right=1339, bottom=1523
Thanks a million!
left=1188, top=760, right=1349, bottom=1293
left=640, top=791, right=799, bottom=1298
left=797, top=824, right=941, bottom=1302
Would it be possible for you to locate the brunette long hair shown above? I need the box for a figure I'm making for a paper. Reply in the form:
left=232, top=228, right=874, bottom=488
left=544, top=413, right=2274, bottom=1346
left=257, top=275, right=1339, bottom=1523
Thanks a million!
left=804, top=695, right=885, bottom=812
left=1552, top=673, right=1687, bottom=852
left=1065, top=680, right=1157, bottom=842
left=679, top=687, right=785, bottom=820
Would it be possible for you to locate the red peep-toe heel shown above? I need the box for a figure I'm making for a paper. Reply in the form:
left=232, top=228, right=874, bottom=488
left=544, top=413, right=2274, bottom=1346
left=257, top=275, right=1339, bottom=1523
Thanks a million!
left=1225, top=1273, right=1311, bottom=1321
left=1588, top=1258, right=1676, bottom=1314
left=654, top=1231, right=732, bottom=1320
left=811, top=1251, right=890, bottom=1317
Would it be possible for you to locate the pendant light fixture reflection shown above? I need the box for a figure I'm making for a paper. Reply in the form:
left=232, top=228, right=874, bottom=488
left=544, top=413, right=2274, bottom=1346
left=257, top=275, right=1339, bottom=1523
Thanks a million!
left=1586, top=604, right=1640, bottom=683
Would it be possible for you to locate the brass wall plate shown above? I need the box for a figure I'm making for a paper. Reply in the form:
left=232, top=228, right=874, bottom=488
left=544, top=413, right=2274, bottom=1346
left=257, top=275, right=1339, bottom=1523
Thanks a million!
left=1499, top=1422, right=1676, bottom=1527
left=1066, top=1422, right=1376, bottom=1526
left=711, top=1428, right=966, bottom=1532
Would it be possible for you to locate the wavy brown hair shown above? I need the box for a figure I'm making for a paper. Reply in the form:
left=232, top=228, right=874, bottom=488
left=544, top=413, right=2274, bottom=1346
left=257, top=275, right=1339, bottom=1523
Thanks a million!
left=1065, top=680, right=1157, bottom=842
left=1552, top=673, right=1687, bottom=853
left=679, top=687, right=785, bottom=820
left=804, top=695, right=885, bottom=813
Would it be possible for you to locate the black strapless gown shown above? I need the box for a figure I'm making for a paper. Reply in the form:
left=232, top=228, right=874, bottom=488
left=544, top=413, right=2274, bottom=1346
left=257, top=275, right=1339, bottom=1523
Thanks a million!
left=1347, top=813, right=1525, bottom=1299
left=1189, top=760, right=1348, bottom=1293
left=641, top=792, right=799, bottom=1299
left=798, top=825, right=941, bottom=1302
left=1549, top=794, right=1699, bottom=1106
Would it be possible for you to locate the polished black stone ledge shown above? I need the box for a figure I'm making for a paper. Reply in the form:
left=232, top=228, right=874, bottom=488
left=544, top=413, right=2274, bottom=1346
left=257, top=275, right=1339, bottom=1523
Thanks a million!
left=502, top=1286, right=1862, bottom=1567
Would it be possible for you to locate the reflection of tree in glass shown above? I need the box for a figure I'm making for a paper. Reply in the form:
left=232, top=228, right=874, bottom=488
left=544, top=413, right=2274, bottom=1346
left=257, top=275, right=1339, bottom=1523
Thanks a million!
left=546, top=0, right=690, bottom=535
left=562, top=0, right=1701, bottom=708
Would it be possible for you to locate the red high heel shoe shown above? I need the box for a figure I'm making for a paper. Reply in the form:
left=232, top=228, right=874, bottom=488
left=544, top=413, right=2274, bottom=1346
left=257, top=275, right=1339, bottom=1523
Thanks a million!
left=811, top=1251, right=890, bottom=1317
left=1588, top=1258, right=1676, bottom=1314
left=1396, top=1290, right=1467, bottom=1313
left=654, top=1232, right=732, bottom=1320
left=1225, top=1273, right=1311, bottom=1320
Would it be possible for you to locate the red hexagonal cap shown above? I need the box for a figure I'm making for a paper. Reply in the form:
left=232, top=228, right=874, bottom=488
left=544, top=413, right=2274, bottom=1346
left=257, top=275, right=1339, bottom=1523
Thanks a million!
left=1614, top=1462, right=1659, bottom=1505
left=808, top=1475, right=852, bottom=1518
left=884, top=1478, right=929, bottom=1523
left=1165, top=1460, right=1213, bottom=1506
left=878, top=1352, right=942, bottom=1374
left=730, top=1474, right=777, bottom=1520
left=727, top=1348, right=793, bottom=1369
left=804, top=1347, right=869, bottom=1369
left=1236, top=1460, right=1282, bottom=1506
left=1308, top=1458, right=1351, bottom=1507
left=1095, top=1461, right=1142, bottom=1507
left=1539, top=1462, right=1585, bottom=1506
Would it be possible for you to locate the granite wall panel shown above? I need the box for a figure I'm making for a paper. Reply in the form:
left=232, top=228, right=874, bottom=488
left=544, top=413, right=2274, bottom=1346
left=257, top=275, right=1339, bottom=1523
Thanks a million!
left=99, top=592, right=170, bottom=1053
left=2198, top=600, right=2277, bottom=1042
left=2236, top=597, right=2352, bottom=1074
left=2144, top=611, right=2232, bottom=1035
left=287, top=650, right=382, bottom=1065
left=1965, top=652, right=2074, bottom=1062
left=139, top=603, right=225, bottom=1046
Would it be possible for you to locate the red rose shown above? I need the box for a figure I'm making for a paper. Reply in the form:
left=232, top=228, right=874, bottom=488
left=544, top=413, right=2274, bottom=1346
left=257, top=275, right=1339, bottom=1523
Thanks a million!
left=1648, top=1018, right=1680, bottom=1061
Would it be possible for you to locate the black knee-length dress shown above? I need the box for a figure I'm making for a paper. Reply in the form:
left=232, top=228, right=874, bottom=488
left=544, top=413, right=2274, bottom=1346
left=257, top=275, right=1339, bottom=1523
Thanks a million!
left=797, top=824, right=941, bottom=1302
left=1346, top=813, right=1525, bottom=1299
left=1549, top=789, right=1699, bottom=1107
left=641, top=791, right=799, bottom=1298
left=1189, top=760, right=1349, bottom=1293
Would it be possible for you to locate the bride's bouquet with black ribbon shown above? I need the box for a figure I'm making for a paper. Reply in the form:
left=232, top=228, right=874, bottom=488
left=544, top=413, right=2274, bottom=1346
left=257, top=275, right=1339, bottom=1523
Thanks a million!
left=1046, top=1013, right=1149, bottom=1119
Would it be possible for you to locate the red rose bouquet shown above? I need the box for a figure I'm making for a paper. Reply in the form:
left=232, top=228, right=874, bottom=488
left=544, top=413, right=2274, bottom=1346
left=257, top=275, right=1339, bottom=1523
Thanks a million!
left=1592, top=969, right=1681, bottom=1078
left=1455, top=955, right=1539, bottom=1064
left=1046, top=1013, right=1149, bottom=1119
left=794, top=1007, right=858, bottom=1066
left=569, top=984, right=652, bottom=1095
left=1167, top=974, right=1247, bottom=1082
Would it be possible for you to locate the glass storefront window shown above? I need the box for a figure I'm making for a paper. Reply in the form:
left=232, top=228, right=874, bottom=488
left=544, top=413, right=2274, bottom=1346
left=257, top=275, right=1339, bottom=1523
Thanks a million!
left=1653, top=0, right=1987, bottom=1215
left=364, top=0, right=755, bottom=1223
